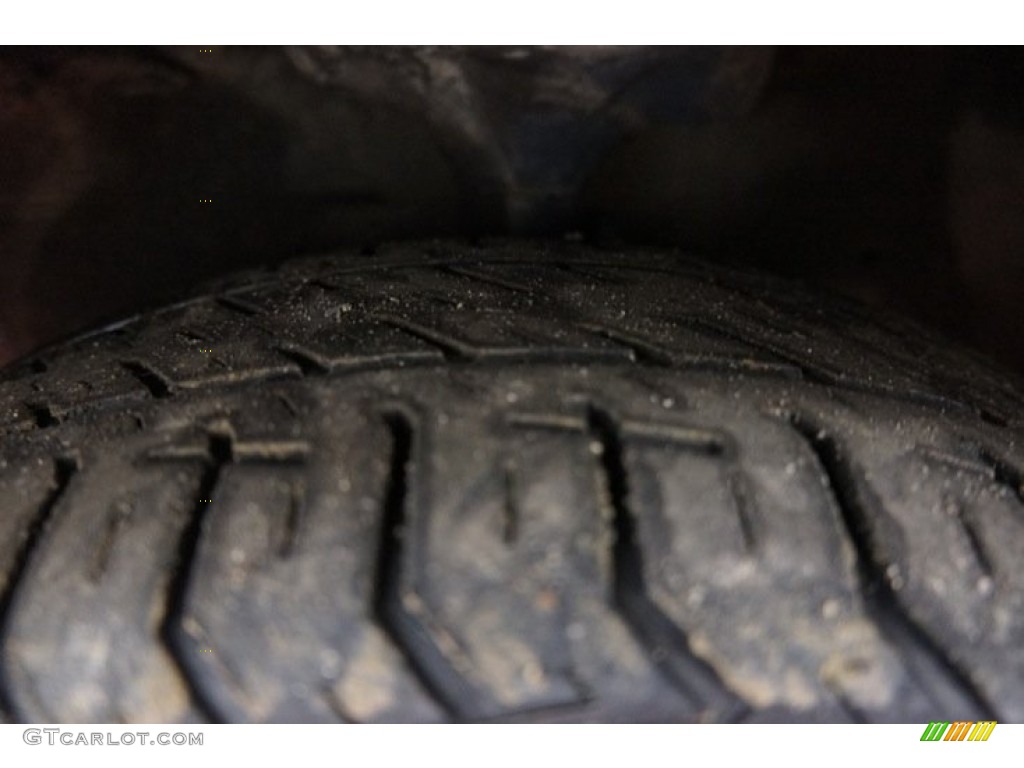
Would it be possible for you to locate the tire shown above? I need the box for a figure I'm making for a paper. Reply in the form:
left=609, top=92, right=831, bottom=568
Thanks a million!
left=0, top=239, right=1022, bottom=724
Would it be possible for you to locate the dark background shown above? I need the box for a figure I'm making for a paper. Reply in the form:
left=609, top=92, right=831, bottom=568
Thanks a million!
left=2, top=46, right=1023, bottom=377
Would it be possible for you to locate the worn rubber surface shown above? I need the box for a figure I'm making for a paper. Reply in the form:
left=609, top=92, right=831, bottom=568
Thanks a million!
left=0, top=239, right=1022, bottom=723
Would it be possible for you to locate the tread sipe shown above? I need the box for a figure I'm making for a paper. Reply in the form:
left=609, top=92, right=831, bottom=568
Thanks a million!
left=0, top=240, right=1022, bottom=723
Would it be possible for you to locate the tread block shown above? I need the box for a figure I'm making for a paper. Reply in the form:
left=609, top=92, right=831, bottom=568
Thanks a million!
left=169, top=401, right=443, bottom=722
left=379, top=383, right=752, bottom=721
left=833, top=434, right=1024, bottom=720
left=625, top=401, right=950, bottom=720
left=125, top=303, right=302, bottom=389
left=1, top=449, right=207, bottom=723
left=0, top=457, right=70, bottom=614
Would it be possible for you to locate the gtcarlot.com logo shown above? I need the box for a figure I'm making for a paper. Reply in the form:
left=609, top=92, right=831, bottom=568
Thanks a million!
left=23, top=729, right=203, bottom=746
left=920, top=721, right=997, bottom=742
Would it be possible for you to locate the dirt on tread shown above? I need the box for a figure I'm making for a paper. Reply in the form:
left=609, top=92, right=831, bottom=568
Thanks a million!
left=0, top=239, right=1022, bottom=723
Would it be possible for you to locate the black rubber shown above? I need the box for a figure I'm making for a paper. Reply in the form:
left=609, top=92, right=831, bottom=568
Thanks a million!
left=1, top=239, right=1022, bottom=723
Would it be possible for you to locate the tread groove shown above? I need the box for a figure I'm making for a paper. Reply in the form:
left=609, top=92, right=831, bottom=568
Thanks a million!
left=585, top=405, right=748, bottom=720
left=557, top=263, right=624, bottom=284
left=276, top=394, right=300, bottom=417
left=378, top=317, right=473, bottom=361
left=26, top=403, right=60, bottom=429
left=917, top=447, right=994, bottom=478
left=582, top=325, right=671, bottom=366
left=502, top=460, right=519, bottom=545
left=320, top=685, right=354, bottom=723
left=826, top=682, right=871, bottom=723
left=277, top=482, right=305, bottom=559
left=373, top=410, right=490, bottom=721
left=121, top=361, right=174, bottom=398
left=161, top=428, right=234, bottom=723
left=788, top=414, right=998, bottom=718
left=442, top=265, right=536, bottom=294
left=275, top=344, right=331, bottom=376
left=724, top=466, right=758, bottom=553
left=675, top=316, right=973, bottom=413
left=978, top=449, right=1024, bottom=509
left=176, top=329, right=207, bottom=343
left=89, top=501, right=133, bottom=583
left=954, top=505, right=994, bottom=579
left=674, top=316, right=844, bottom=385
left=216, top=295, right=264, bottom=317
